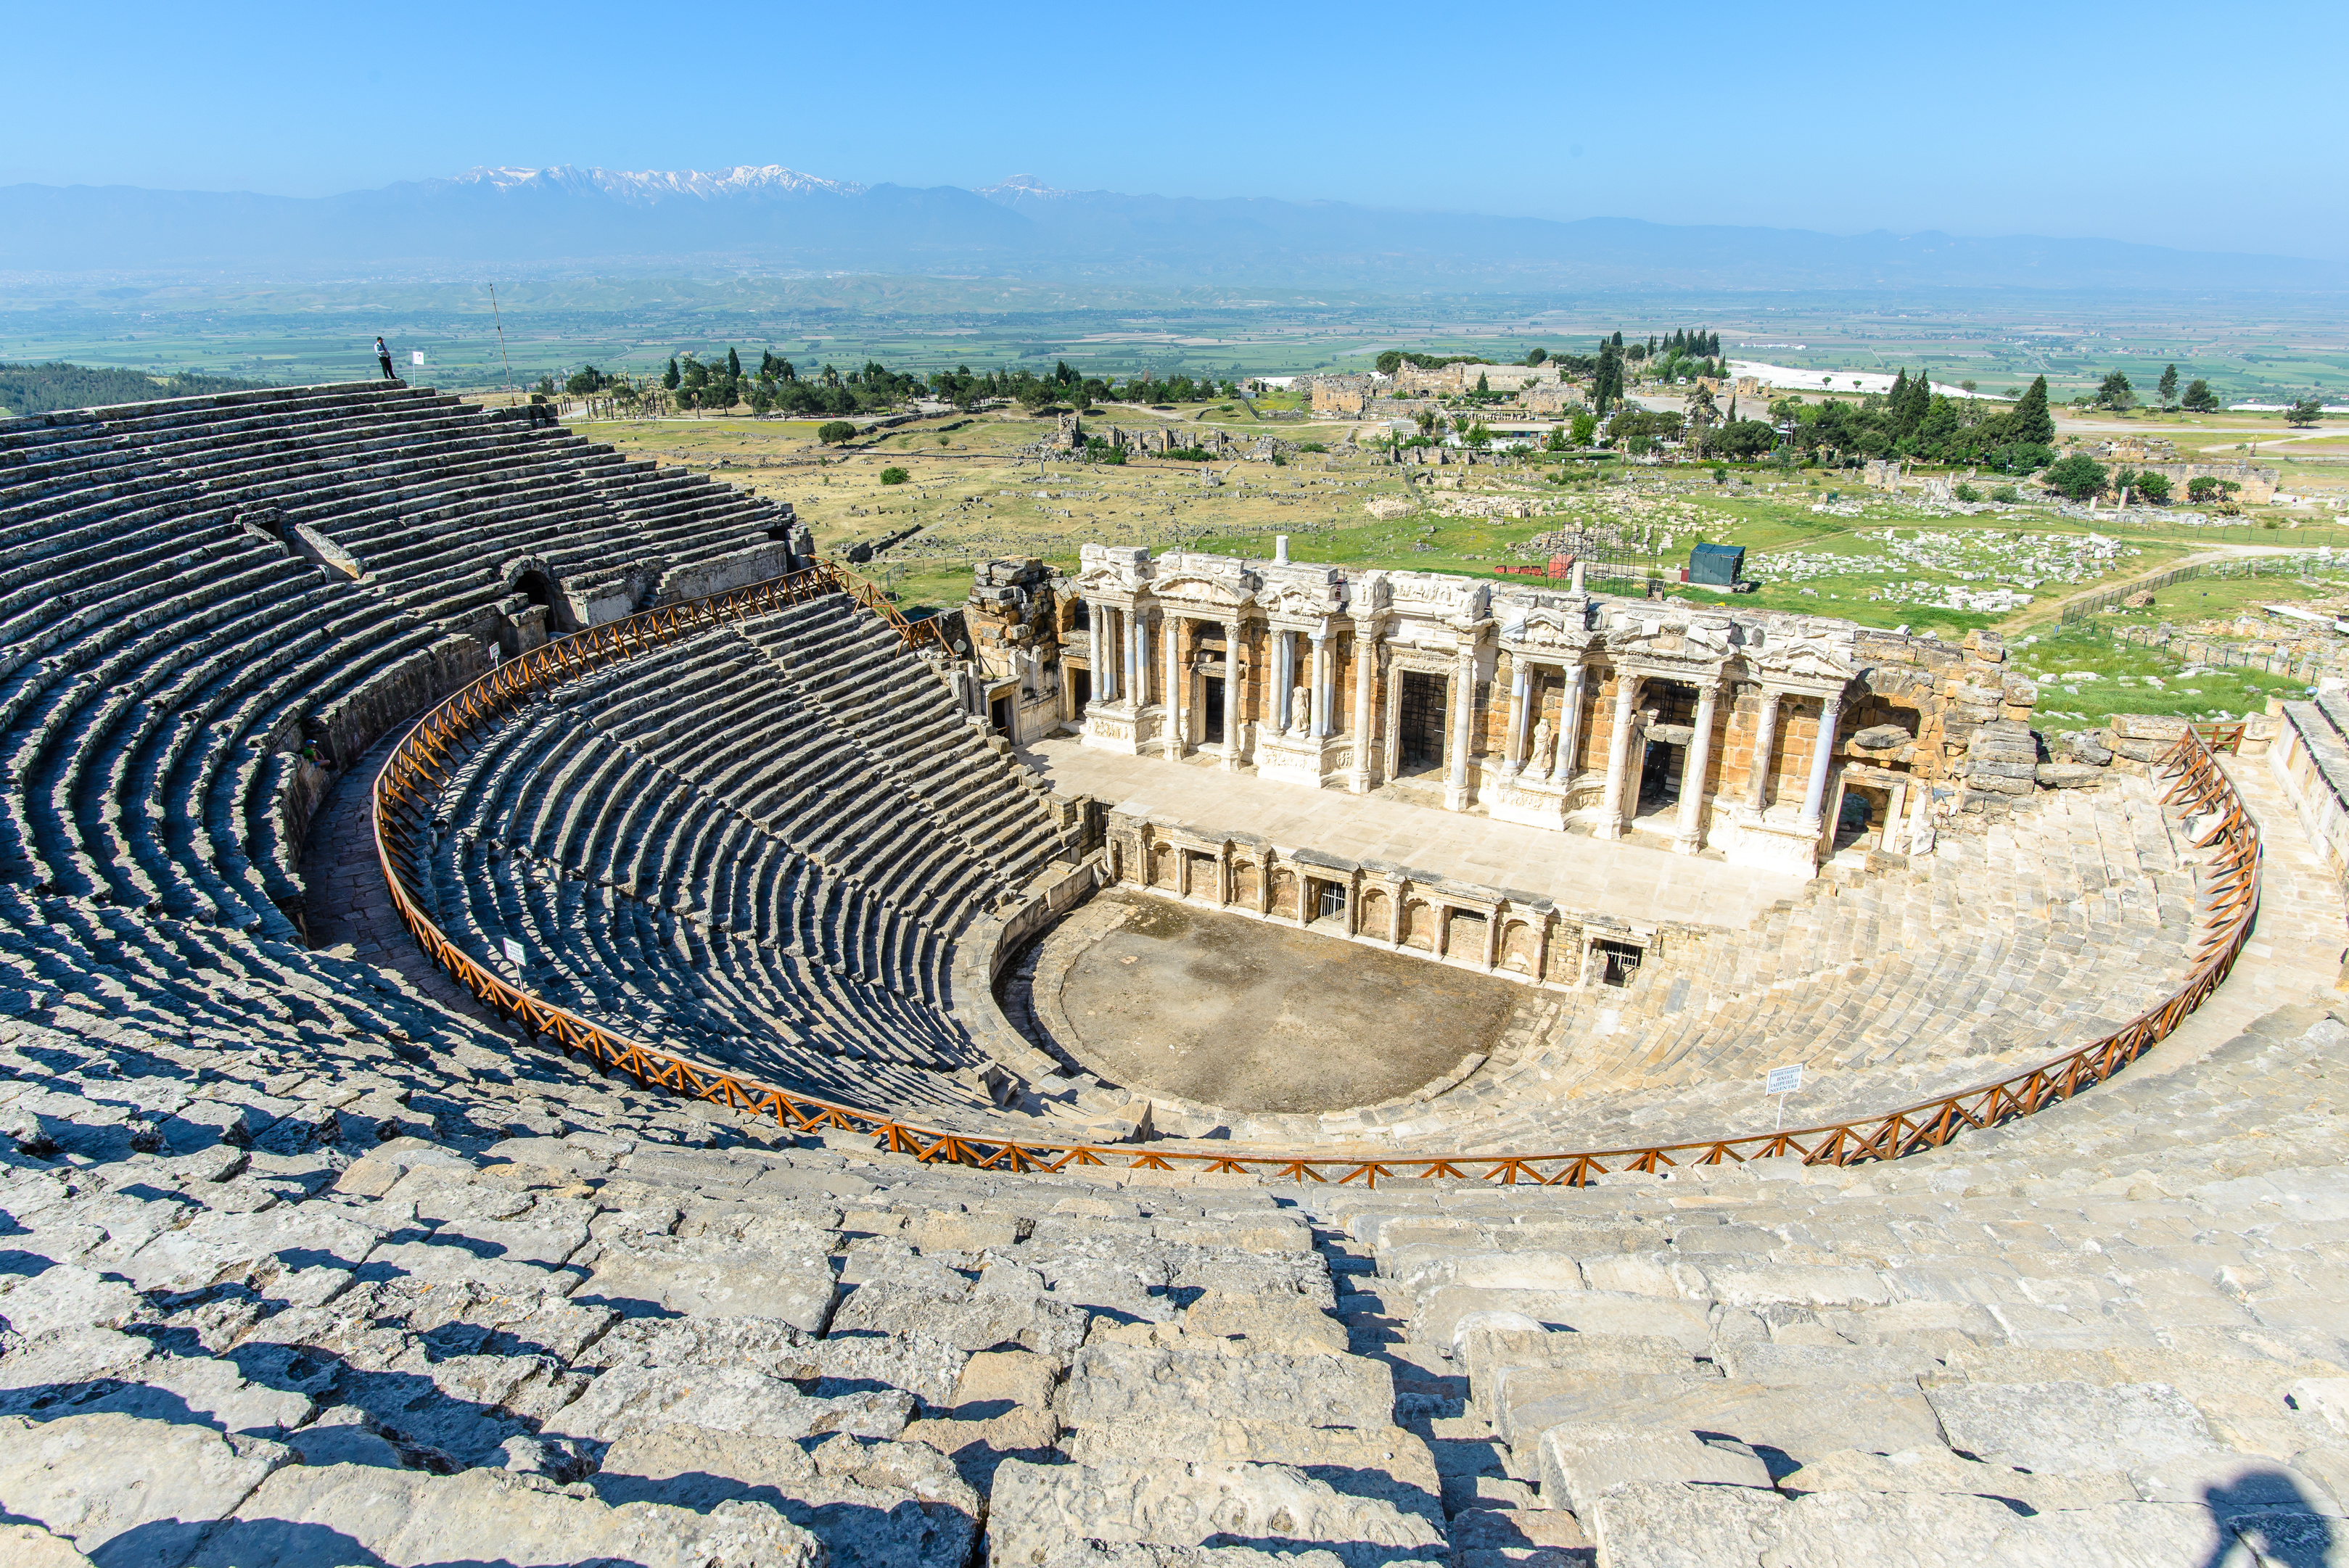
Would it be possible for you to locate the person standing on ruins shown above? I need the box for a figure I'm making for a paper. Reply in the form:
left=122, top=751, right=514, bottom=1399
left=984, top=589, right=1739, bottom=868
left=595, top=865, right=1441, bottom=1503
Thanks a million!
left=375, top=337, right=398, bottom=381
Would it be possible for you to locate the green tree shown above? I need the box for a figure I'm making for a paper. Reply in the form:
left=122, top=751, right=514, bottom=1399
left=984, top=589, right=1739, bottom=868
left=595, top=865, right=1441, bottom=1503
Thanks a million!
left=2287, top=397, right=2326, bottom=427
left=816, top=420, right=857, bottom=445
left=2094, top=370, right=2136, bottom=410
left=2133, top=471, right=2173, bottom=503
left=1375, top=350, right=1404, bottom=375
left=662, top=357, right=681, bottom=392
left=2041, top=454, right=2110, bottom=500
left=1475, top=371, right=1490, bottom=394
left=2180, top=379, right=2220, bottom=413
left=1467, top=421, right=1492, bottom=447
left=879, top=466, right=909, bottom=484
left=2011, top=376, right=2055, bottom=443
left=725, top=347, right=742, bottom=379
left=1524, top=347, right=1547, bottom=366
left=2157, top=363, right=2180, bottom=407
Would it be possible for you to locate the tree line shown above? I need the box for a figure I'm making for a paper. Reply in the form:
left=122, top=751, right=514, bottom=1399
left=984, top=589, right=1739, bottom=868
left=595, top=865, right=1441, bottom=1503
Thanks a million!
left=0, top=361, right=278, bottom=417
left=553, top=351, right=1241, bottom=418
left=1761, top=372, right=2059, bottom=470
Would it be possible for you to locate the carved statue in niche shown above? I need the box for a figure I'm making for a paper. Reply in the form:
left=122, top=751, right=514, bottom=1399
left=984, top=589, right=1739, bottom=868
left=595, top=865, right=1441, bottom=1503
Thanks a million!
left=1529, top=717, right=1553, bottom=776
left=1291, top=684, right=1312, bottom=734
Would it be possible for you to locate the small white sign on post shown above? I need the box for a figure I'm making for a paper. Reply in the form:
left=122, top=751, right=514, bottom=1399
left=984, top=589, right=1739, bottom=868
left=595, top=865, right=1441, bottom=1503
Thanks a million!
left=501, top=938, right=525, bottom=967
left=411, top=350, right=426, bottom=366
left=1765, top=1064, right=1803, bottom=1130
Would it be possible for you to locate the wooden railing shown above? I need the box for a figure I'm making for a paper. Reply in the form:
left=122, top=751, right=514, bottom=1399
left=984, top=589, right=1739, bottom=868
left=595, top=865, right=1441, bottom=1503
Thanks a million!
left=375, top=586, right=2260, bottom=1186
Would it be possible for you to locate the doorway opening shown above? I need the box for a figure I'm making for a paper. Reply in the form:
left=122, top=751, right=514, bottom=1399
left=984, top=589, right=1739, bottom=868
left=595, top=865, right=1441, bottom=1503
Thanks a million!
left=1637, top=681, right=1699, bottom=812
left=990, top=694, right=1012, bottom=735
left=1398, top=670, right=1447, bottom=772
left=1203, top=676, right=1226, bottom=746
left=1837, top=784, right=1888, bottom=851
left=1592, top=939, right=1645, bottom=988
left=514, top=569, right=566, bottom=631
left=1071, top=667, right=1092, bottom=715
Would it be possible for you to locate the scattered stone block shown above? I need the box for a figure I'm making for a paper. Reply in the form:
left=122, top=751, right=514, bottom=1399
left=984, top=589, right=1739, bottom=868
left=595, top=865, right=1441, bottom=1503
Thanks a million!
left=1534, top=1422, right=1771, bottom=1516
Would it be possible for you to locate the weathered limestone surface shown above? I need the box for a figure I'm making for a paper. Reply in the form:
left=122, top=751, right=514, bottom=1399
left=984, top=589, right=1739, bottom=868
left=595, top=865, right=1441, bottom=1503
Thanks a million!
left=2, top=381, right=2348, bottom=1568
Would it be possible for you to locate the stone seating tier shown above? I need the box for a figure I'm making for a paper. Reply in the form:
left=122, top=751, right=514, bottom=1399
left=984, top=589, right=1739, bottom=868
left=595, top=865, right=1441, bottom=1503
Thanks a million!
left=0, top=382, right=2337, bottom=1563
left=414, top=591, right=1079, bottom=1120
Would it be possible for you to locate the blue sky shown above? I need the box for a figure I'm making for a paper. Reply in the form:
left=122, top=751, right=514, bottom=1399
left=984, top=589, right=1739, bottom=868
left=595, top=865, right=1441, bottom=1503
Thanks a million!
left=10, top=0, right=2344, bottom=257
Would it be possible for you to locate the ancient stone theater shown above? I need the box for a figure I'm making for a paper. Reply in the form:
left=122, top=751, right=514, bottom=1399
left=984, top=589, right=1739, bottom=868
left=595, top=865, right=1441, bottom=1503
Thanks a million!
left=1, top=381, right=2347, bottom=1567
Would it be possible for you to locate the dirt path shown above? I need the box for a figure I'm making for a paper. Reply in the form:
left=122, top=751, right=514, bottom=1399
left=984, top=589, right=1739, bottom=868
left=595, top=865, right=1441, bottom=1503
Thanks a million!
left=2007, top=544, right=2311, bottom=633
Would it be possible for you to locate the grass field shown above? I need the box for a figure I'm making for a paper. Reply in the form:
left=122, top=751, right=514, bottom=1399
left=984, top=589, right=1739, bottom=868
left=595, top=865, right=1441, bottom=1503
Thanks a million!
left=552, top=403, right=2349, bottom=737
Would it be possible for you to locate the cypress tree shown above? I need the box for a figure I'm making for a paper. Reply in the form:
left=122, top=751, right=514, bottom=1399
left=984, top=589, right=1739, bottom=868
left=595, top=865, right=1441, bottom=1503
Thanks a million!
left=2012, top=376, right=2054, bottom=444
left=726, top=347, right=742, bottom=379
left=662, top=358, right=681, bottom=391
left=1612, top=331, right=1624, bottom=348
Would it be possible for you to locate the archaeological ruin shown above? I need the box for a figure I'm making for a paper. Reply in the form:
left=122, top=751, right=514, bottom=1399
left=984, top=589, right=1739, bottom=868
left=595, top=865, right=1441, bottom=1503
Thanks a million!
left=1, top=381, right=2347, bottom=1567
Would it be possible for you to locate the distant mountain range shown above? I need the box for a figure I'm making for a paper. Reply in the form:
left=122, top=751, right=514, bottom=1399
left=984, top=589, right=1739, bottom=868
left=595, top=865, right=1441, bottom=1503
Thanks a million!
left=3, top=165, right=2338, bottom=293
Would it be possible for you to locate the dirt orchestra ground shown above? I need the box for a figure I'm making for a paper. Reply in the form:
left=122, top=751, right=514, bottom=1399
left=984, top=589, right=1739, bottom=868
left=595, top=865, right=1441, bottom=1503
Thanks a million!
left=1036, top=887, right=1529, bottom=1114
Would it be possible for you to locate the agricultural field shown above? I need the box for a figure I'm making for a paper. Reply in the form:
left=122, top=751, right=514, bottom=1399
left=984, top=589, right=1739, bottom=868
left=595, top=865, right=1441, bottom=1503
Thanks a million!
left=8, top=271, right=2348, bottom=409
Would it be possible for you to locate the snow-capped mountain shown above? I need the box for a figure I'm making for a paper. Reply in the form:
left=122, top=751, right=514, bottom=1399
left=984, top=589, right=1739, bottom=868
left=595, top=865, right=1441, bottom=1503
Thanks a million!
left=0, top=163, right=2334, bottom=292
left=443, top=165, right=866, bottom=202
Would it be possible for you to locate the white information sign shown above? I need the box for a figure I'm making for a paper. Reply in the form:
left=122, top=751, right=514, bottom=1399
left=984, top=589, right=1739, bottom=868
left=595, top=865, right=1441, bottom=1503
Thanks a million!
left=502, top=938, right=526, bottom=966
left=1765, top=1065, right=1803, bottom=1096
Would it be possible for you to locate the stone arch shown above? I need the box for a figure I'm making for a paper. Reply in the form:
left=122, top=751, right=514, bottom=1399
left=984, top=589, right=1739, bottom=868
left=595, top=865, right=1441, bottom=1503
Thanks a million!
left=1500, top=919, right=1539, bottom=974
left=501, top=555, right=572, bottom=632
left=1359, top=886, right=1391, bottom=937
left=1401, top=899, right=1436, bottom=952
left=1231, top=860, right=1262, bottom=908
left=1149, top=842, right=1178, bottom=889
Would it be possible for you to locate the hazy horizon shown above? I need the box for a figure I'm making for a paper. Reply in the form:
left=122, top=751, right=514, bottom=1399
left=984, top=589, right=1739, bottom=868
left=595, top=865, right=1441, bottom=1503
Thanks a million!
left=13, top=0, right=2346, bottom=261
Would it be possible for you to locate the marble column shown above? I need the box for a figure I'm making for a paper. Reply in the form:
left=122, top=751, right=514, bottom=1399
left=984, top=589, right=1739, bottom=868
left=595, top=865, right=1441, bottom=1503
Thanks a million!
left=1087, top=603, right=1108, bottom=705
left=1124, top=607, right=1143, bottom=705
left=1161, top=614, right=1183, bottom=760
left=1674, top=680, right=1723, bottom=855
left=1552, top=664, right=1586, bottom=785
left=1797, top=690, right=1846, bottom=834
left=1747, top=690, right=1782, bottom=812
left=1311, top=633, right=1332, bottom=739
left=1222, top=616, right=1244, bottom=772
left=1274, top=630, right=1293, bottom=733
left=1503, top=659, right=1530, bottom=777
left=1444, top=640, right=1477, bottom=812
left=1596, top=672, right=1642, bottom=840
left=1347, top=628, right=1378, bottom=793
